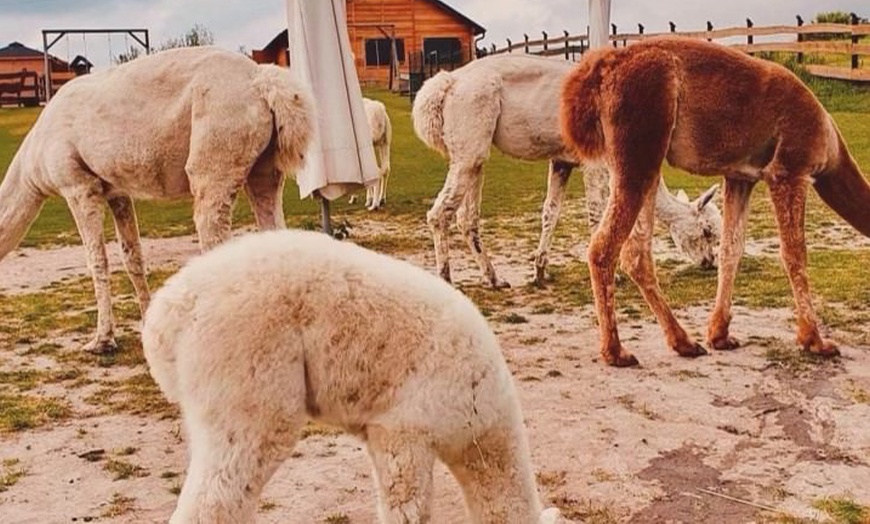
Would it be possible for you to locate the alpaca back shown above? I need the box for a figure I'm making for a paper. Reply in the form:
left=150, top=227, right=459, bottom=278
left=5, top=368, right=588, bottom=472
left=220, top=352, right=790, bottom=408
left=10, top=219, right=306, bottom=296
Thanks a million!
left=142, top=230, right=520, bottom=431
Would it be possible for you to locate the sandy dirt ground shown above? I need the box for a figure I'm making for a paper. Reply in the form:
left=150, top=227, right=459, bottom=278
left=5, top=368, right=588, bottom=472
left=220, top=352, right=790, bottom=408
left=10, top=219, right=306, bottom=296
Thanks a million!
left=1, top=219, right=869, bottom=524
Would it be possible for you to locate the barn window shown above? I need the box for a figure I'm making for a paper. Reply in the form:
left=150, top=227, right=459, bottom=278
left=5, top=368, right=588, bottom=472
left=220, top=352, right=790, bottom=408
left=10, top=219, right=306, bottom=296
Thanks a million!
left=423, top=37, right=463, bottom=65
left=364, top=38, right=405, bottom=66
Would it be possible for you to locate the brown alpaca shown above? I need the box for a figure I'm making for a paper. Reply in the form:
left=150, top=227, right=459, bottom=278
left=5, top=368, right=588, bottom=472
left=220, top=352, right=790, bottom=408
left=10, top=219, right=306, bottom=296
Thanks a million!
left=560, top=37, right=870, bottom=367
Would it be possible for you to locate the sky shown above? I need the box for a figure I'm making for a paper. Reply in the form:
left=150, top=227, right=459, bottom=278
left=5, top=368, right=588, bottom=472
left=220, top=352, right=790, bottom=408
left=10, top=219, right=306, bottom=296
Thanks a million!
left=0, top=0, right=866, bottom=70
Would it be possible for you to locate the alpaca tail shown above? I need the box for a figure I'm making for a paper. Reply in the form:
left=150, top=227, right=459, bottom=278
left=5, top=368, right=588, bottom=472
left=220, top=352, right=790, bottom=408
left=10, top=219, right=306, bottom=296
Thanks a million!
left=253, top=64, right=316, bottom=176
left=559, top=48, right=610, bottom=161
left=0, top=154, right=46, bottom=261
left=142, top=279, right=195, bottom=403
left=411, top=70, right=455, bottom=155
left=813, top=133, right=870, bottom=237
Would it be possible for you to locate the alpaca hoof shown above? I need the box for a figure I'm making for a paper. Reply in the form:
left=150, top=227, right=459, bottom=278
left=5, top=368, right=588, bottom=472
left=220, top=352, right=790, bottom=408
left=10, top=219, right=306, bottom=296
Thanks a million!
left=710, top=335, right=740, bottom=351
left=806, top=339, right=840, bottom=358
left=603, top=347, right=640, bottom=367
left=83, top=337, right=118, bottom=355
left=674, top=341, right=708, bottom=358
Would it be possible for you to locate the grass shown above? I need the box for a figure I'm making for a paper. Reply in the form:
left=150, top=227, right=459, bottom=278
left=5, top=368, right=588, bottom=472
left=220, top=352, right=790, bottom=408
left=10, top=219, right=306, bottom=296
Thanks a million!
left=0, top=393, right=71, bottom=432
left=0, top=458, right=27, bottom=492
left=812, top=496, right=870, bottom=524
left=103, top=458, right=149, bottom=481
left=101, top=492, right=136, bottom=517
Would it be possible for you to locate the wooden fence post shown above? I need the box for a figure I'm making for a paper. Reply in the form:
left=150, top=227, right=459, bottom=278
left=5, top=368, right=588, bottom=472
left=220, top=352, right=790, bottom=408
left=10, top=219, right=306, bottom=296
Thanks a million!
left=746, top=18, right=753, bottom=45
left=706, top=21, right=713, bottom=42
left=523, top=33, right=529, bottom=53
left=542, top=31, right=548, bottom=53
left=669, top=21, right=676, bottom=33
left=851, top=12, right=860, bottom=70
left=611, top=23, right=617, bottom=47
left=638, top=23, right=645, bottom=36
left=563, top=30, right=570, bottom=60
left=491, top=43, right=496, bottom=55
left=796, top=15, right=804, bottom=64
left=506, top=38, right=512, bottom=53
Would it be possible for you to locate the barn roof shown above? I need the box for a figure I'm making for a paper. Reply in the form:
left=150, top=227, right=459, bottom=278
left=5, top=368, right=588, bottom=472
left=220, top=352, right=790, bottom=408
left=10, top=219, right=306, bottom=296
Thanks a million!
left=0, top=41, right=44, bottom=58
left=429, top=0, right=485, bottom=35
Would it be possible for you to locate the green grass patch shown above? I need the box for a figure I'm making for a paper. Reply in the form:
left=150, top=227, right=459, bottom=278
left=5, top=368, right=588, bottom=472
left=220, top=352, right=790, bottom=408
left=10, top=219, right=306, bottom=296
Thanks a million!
left=85, top=373, right=177, bottom=420
left=813, top=496, right=869, bottom=524
left=0, top=458, right=27, bottom=492
left=101, top=492, right=136, bottom=518
left=103, top=459, right=149, bottom=481
left=0, top=393, right=71, bottom=432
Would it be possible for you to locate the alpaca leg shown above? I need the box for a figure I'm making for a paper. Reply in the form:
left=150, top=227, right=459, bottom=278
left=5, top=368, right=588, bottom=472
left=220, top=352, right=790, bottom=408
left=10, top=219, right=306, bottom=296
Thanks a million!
left=456, top=165, right=509, bottom=289
left=368, top=178, right=383, bottom=211
left=172, top=353, right=307, bottom=523
left=244, top=161, right=286, bottom=230
left=707, top=178, right=755, bottom=350
left=581, top=163, right=611, bottom=234
left=427, top=163, right=473, bottom=284
left=171, top=413, right=303, bottom=524
left=619, top=188, right=705, bottom=357
left=107, top=196, right=150, bottom=317
left=583, top=50, right=679, bottom=366
left=768, top=175, right=839, bottom=356
left=378, top=141, right=391, bottom=206
left=187, top=90, right=271, bottom=250
left=366, top=182, right=375, bottom=209
left=64, top=187, right=116, bottom=353
left=438, top=427, right=542, bottom=524
left=532, top=160, right=573, bottom=286
left=365, top=425, right=436, bottom=523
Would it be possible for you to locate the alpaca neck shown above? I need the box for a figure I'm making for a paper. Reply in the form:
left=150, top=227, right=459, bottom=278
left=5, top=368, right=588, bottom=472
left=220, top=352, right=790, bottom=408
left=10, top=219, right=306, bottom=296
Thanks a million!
left=653, top=180, right=689, bottom=225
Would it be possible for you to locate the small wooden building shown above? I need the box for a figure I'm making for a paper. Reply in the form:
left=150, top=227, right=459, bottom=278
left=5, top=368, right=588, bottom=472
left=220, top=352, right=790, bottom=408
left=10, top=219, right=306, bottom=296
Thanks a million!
left=253, top=0, right=485, bottom=89
left=0, top=41, right=87, bottom=102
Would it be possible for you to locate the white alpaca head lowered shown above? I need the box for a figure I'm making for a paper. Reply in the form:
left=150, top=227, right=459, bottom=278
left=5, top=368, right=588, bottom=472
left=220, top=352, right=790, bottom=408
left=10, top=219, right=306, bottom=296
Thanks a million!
left=657, top=183, right=722, bottom=269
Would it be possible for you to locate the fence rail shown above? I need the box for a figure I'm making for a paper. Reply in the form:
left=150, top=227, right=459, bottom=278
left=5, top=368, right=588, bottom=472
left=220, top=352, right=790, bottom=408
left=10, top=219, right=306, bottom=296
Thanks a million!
left=487, top=20, right=870, bottom=82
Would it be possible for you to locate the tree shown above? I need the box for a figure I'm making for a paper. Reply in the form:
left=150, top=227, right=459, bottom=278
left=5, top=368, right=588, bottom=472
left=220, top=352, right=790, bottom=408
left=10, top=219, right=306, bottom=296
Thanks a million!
left=813, top=11, right=866, bottom=24
left=115, top=45, right=142, bottom=65
left=114, top=24, right=214, bottom=64
left=158, top=23, right=215, bottom=51
left=807, top=12, right=867, bottom=41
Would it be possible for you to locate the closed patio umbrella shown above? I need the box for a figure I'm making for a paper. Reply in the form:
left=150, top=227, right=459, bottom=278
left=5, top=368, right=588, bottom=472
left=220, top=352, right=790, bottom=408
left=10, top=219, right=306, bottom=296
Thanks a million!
left=285, top=0, right=380, bottom=232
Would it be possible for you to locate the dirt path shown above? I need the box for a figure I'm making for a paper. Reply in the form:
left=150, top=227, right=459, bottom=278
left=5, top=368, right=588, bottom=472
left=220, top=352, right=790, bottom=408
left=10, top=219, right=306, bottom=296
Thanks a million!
left=1, top=228, right=869, bottom=523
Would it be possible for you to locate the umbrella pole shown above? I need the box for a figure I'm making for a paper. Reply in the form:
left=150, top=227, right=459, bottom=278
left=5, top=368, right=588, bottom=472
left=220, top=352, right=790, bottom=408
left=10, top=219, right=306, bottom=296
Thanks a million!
left=319, top=193, right=333, bottom=236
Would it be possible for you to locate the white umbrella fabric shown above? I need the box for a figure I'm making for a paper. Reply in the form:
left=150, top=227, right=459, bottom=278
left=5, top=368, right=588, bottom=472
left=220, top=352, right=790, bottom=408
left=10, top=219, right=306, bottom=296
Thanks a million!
left=285, top=0, right=380, bottom=202
left=588, top=0, right=612, bottom=49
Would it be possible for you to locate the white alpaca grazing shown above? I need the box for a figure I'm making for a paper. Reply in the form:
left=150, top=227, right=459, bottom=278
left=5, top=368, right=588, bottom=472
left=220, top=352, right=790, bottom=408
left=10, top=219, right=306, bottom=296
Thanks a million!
left=582, top=166, right=721, bottom=269
left=142, top=230, right=560, bottom=524
left=412, top=53, right=721, bottom=287
left=363, top=97, right=393, bottom=210
left=0, top=46, right=313, bottom=353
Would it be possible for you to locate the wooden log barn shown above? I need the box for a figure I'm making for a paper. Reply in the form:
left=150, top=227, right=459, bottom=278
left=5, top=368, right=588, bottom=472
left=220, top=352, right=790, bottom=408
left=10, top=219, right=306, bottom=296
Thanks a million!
left=252, top=0, right=486, bottom=92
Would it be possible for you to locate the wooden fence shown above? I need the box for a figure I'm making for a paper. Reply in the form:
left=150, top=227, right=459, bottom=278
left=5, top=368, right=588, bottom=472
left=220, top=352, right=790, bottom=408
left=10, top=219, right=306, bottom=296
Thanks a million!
left=0, top=71, right=41, bottom=107
left=486, top=18, right=870, bottom=82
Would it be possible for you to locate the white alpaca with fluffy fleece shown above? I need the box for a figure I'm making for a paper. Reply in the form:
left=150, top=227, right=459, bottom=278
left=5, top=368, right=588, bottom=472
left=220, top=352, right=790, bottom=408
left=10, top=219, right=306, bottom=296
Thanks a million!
left=363, top=97, right=393, bottom=210
left=143, top=230, right=559, bottom=524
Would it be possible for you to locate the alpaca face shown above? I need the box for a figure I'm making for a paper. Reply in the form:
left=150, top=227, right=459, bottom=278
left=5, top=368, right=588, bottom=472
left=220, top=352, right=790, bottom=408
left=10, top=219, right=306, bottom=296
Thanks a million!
left=670, top=186, right=722, bottom=269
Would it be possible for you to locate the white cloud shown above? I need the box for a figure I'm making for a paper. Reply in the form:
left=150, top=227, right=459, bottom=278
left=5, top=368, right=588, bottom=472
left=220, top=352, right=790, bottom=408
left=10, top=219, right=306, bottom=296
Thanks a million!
left=0, top=0, right=866, bottom=65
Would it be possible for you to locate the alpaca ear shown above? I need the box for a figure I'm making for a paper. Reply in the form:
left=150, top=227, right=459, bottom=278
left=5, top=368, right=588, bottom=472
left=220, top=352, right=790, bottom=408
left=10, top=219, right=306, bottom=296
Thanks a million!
left=695, top=184, right=719, bottom=211
left=675, top=189, right=690, bottom=203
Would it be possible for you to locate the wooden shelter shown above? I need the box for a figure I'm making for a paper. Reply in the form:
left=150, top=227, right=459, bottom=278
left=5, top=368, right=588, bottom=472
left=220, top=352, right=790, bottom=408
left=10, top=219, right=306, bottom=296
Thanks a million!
left=254, top=0, right=485, bottom=90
